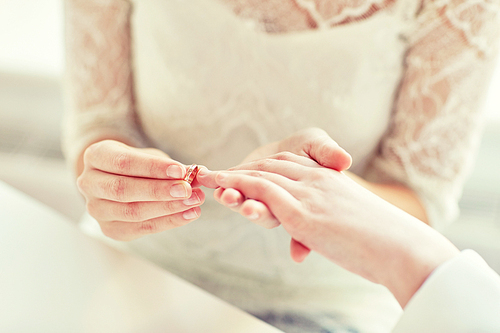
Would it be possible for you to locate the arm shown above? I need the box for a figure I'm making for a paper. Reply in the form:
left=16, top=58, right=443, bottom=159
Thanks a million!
left=393, top=250, right=500, bottom=332
left=200, top=155, right=460, bottom=308
left=63, top=0, right=147, bottom=177
left=363, top=0, right=500, bottom=230
left=345, top=171, right=429, bottom=224
left=63, top=0, right=205, bottom=239
left=203, top=155, right=500, bottom=328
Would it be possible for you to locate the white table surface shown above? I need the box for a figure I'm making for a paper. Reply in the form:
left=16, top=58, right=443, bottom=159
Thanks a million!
left=0, top=181, right=283, bottom=333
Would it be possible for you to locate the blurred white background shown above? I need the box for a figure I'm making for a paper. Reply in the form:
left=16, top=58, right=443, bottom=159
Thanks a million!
left=0, top=0, right=499, bottom=270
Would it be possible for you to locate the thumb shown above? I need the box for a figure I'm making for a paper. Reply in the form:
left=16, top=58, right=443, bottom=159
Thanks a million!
left=304, top=136, right=352, bottom=171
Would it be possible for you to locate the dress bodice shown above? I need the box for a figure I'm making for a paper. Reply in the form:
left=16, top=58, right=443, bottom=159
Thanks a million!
left=63, top=0, right=500, bottom=330
left=132, top=0, right=418, bottom=172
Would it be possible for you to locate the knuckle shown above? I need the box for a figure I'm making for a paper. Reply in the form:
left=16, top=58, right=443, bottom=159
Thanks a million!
left=76, top=175, right=87, bottom=194
left=161, top=200, right=176, bottom=213
left=138, top=220, right=161, bottom=234
left=280, top=204, right=305, bottom=228
left=83, top=143, right=97, bottom=165
left=108, top=177, right=126, bottom=200
left=111, top=152, right=131, bottom=173
left=148, top=162, right=161, bottom=178
left=86, top=200, right=99, bottom=218
left=100, top=222, right=125, bottom=241
left=168, top=214, right=189, bottom=228
left=248, top=170, right=265, bottom=178
left=274, top=151, right=295, bottom=161
left=150, top=182, right=166, bottom=201
left=122, top=202, right=142, bottom=221
left=253, top=159, right=271, bottom=171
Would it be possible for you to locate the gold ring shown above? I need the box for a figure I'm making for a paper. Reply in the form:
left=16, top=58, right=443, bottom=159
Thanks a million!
left=184, top=164, right=200, bottom=185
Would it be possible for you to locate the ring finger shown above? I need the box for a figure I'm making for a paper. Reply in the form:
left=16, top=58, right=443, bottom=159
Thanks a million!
left=90, top=188, right=205, bottom=222
left=228, top=154, right=318, bottom=181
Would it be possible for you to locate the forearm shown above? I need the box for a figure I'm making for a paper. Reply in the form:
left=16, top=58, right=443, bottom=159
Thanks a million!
left=379, top=210, right=459, bottom=307
left=345, top=171, right=429, bottom=224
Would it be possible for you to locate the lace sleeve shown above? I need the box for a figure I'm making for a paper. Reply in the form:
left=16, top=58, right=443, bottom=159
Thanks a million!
left=364, top=0, right=500, bottom=230
left=62, top=0, right=148, bottom=173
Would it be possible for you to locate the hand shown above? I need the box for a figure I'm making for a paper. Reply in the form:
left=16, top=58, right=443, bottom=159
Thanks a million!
left=241, top=127, right=352, bottom=168
left=77, top=140, right=205, bottom=241
left=198, top=128, right=351, bottom=257
left=205, top=154, right=459, bottom=308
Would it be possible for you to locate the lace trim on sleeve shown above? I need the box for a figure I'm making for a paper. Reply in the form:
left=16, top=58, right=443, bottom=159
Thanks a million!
left=62, top=0, right=148, bottom=173
left=218, top=0, right=395, bottom=32
left=365, top=0, right=500, bottom=230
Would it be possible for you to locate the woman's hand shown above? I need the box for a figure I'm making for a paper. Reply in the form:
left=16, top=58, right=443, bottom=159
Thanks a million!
left=198, top=128, right=351, bottom=258
left=203, top=154, right=459, bottom=308
left=77, top=140, right=205, bottom=241
left=198, top=128, right=351, bottom=229
left=242, top=127, right=352, bottom=168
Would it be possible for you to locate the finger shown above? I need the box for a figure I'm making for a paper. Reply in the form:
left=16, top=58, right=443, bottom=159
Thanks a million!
left=196, top=166, right=219, bottom=189
left=216, top=187, right=281, bottom=229
left=213, top=187, right=225, bottom=203
left=227, top=154, right=318, bottom=181
left=300, top=129, right=352, bottom=171
left=82, top=169, right=192, bottom=202
left=88, top=188, right=205, bottom=222
left=214, top=171, right=302, bottom=226
left=290, top=238, right=311, bottom=263
left=239, top=199, right=280, bottom=229
left=100, top=207, right=201, bottom=241
left=219, top=188, right=245, bottom=210
left=217, top=169, right=299, bottom=194
left=198, top=154, right=317, bottom=188
left=188, top=165, right=208, bottom=188
left=85, top=140, right=186, bottom=179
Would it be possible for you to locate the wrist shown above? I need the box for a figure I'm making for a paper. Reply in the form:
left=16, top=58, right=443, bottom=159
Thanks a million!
left=381, top=216, right=460, bottom=308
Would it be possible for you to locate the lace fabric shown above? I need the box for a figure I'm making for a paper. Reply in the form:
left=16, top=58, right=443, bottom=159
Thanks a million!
left=218, top=0, right=395, bottom=32
left=62, top=0, right=500, bottom=227
left=62, top=1, right=500, bottom=330
left=365, top=0, right=500, bottom=229
left=62, top=0, right=147, bottom=173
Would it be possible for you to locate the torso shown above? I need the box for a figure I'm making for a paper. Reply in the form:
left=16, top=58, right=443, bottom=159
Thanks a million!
left=118, top=0, right=421, bottom=330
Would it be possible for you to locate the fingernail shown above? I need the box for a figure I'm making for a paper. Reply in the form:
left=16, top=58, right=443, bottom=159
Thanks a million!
left=246, top=212, right=260, bottom=220
left=167, top=165, right=184, bottom=179
left=196, top=167, right=210, bottom=177
left=227, top=201, right=239, bottom=208
left=183, top=192, right=201, bottom=206
left=170, top=184, right=188, bottom=198
left=183, top=209, right=199, bottom=220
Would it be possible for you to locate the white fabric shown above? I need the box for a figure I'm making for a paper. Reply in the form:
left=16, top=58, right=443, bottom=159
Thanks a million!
left=393, top=250, right=500, bottom=332
left=63, top=0, right=500, bottom=331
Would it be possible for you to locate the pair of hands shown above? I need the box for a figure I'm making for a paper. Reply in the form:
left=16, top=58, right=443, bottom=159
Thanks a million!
left=77, top=128, right=349, bottom=242
left=77, top=128, right=459, bottom=307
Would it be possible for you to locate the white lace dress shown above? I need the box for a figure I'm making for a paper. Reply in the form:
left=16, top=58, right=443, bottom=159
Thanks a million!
left=63, top=0, right=500, bottom=331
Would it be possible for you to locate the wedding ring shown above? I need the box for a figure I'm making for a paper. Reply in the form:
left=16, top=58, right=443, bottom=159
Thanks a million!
left=184, top=164, right=200, bottom=185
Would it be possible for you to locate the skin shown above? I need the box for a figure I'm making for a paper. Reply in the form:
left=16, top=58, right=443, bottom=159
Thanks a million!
left=76, top=139, right=205, bottom=241
left=76, top=128, right=428, bottom=247
left=199, top=128, right=429, bottom=260
left=197, top=154, right=460, bottom=308
left=75, top=129, right=452, bottom=306
left=74, top=128, right=351, bottom=241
